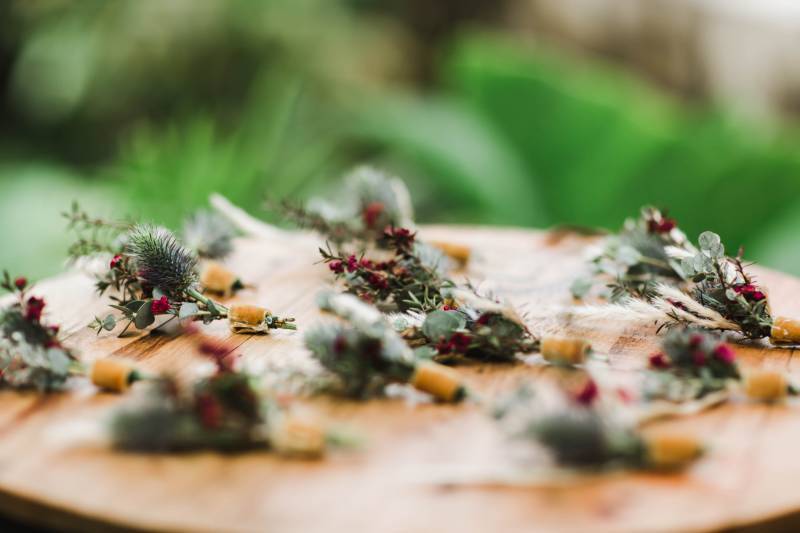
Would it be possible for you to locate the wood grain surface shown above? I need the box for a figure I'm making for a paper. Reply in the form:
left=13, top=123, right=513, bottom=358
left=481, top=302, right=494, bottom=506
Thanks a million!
left=2, top=225, right=799, bottom=533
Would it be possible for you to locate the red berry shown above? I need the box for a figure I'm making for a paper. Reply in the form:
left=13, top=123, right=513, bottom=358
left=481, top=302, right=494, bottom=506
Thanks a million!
left=14, top=277, right=27, bottom=290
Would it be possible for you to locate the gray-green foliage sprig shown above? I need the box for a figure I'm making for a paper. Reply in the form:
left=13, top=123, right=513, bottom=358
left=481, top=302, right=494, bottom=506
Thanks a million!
left=674, top=231, right=772, bottom=339
left=572, top=206, right=695, bottom=302
left=305, top=292, right=418, bottom=399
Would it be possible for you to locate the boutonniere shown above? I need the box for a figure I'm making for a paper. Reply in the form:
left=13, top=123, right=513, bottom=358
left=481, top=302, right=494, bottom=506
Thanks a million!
left=572, top=207, right=695, bottom=301
left=77, top=223, right=294, bottom=336
left=280, top=166, right=414, bottom=247
left=305, top=292, right=465, bottom=402
left=321, top=226, right=453, bottom=312
left=571, top=230, right=800, bottom=345
left=0, top=273, right=143, bottom=393
left=277, top=166, right=469, bottom=265
left=392, top=286, right=591, bottom=366
left=644, top=329, right=740, bottom=402
left=494, top=385, right=703, bottom=472
left=0, top=273, right=78, bottom=391
left=110, top=331, right=327, bottom=456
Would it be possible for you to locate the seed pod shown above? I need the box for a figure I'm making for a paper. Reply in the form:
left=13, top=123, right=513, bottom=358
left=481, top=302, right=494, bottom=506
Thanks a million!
left=270, top=413, right=326, bottom=459
left=428, top=240, right=471, bottom=265
left=410, top=362, right=465, bottom=402
left=744, top=369, right=788, bottom=402
left=91, top=358, right=138, bottom=392
left=229, top=304, right=269, bottom=334
left=644, top=431, right=703, bottom=470
left=540, top=336, right=591, bottom=365
left=199, top=261, right=238, bottom=296
left=770, top=316, right=800, bottom=344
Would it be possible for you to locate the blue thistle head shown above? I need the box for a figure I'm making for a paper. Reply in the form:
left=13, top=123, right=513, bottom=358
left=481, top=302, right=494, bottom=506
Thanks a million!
left=126, top=224, right=198, bottom=297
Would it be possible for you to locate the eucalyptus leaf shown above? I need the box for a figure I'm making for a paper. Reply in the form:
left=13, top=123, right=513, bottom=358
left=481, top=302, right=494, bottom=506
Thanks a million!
left=570, top=277, right=593, bottom=299
left=134, top=300, right=155, bottom=329
left=422, top=310, right=465, bottom=340
left=102, top=314, right=117, bottom=331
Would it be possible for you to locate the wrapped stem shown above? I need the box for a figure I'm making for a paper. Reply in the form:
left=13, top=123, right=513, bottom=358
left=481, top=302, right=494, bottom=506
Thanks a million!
left=91, top=358, right=141, bottom=392
left=540, top=336, right=591, bottom=366
left=770, top=316, right=800, bottom=344
left=410, top=362, right=465, bottom=402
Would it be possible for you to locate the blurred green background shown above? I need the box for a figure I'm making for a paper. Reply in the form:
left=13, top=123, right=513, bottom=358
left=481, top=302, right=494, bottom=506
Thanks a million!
left=2, top=0, right=800, bottom=279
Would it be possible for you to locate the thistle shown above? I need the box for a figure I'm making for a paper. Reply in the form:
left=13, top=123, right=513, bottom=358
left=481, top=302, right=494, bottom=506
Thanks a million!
left=181, top=210, right=236, bottom=260
left=571, top=207, right=695, bottom=302
left=494, top=385, right=703, bottom=471
left=305, top=292, right=465, bottom=402
left=0, top=273, right=79, bottom=391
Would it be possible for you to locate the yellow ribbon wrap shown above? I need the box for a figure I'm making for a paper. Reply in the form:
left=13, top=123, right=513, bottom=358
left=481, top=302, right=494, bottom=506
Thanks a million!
left=540, top=336, right=591, bottom=365
left=410, top=362, right=465, bottom=402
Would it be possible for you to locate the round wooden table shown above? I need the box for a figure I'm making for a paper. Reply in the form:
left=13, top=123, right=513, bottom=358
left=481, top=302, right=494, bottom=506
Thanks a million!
left=2, top=226, right=799, bottom=532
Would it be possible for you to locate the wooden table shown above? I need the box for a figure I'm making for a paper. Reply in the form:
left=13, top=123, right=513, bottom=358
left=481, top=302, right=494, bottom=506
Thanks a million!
left=2, top=226, right=799, bottom=533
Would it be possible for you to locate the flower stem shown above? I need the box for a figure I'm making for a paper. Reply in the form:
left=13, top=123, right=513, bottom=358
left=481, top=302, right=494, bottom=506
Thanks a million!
left=187, top=287, right=229, bottom=316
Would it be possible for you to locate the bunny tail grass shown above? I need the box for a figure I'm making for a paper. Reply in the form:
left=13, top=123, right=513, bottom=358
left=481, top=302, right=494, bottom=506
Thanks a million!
left=209, top=194, right=287, bottom=240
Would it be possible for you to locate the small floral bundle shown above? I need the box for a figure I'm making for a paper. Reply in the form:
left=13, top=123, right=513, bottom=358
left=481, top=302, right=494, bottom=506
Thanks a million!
left=320, top=226, right=452, bottom=313
left=280, top=166, right=415, bottom=247
left=494, top=385, right=703, bottom=472
left=392, top=287, right=538, bottom=363
left=0, top=273, right=78, bottom=391
left=572, top=207, right=695, bottom=302
left=305, top=292, right=465, bottom=402
left=572, top=229, right=800, bottom=345
left=110, top=332, right=327, bottom=457
left=644, top=329, right=739, bottom=402
left=84, top=224, right=294, bottom=336
left=636, top=232, right=800, bottom=344
left=181, top=209, right=237, bottom=260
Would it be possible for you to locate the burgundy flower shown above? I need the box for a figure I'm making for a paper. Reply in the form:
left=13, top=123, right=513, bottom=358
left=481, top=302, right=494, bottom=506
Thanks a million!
left=648, top=217, right=676, bottom=234
left=110, top=254, right=123, bottom=269
left=692, top=350, right=707, bottom=366
left=196, top=394, right=222, bottom=429
left=328, top=260, right=344, bottom=274
left=346, top=255, right=358, bottom=273
left=688, top=334, right=704, bottom=348
left=359, top=258, right=375, bottom=269
left=14, top=277, right=27, bottom=290
left=151, top=296, right=171, bottom=314
left=24, top=297, right=46, bottom=322
left=574, top=379, right=599, bottom=406
left=449, top=332, right=472, bottom=352
left=649, top=352, right=670, bottom=369
left=362, top=201, right=385, bottom=229
left=198, top=337, right=236, bottom=371
left=44, top=339, right=62, bottom=349
left=383, top=227, right=415, bottom=250
left=733, top=283, right=766, bottom=302
left=367, top=272, right=389, bottom=290
left=712, top=343, right=736, bottom=364
left=436, top=338, right=453, bottom=354
left=333, top=335, right=348, bottom=354
left=476, top=313, right=492, bottom=326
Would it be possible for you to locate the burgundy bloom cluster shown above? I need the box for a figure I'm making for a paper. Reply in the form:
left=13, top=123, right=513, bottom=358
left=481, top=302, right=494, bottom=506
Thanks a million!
left=1, top=273, right=67, bottom=351
left=649, top=330, right=738, bottom=379
left=732, top=283, right=766, bottom=302
left=647, top=217, right=676, bottom=235
left=435, top=331, right=472, bottom=355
